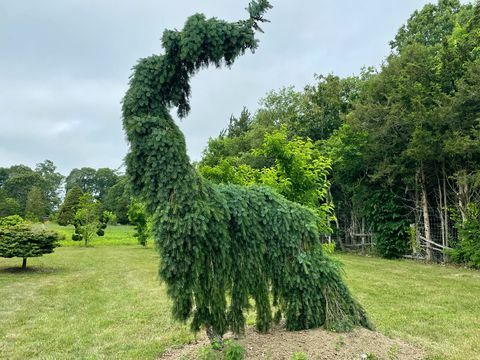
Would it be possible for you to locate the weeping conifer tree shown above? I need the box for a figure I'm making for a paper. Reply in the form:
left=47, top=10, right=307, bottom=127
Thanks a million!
left=122, top=0, right=372, bottom=342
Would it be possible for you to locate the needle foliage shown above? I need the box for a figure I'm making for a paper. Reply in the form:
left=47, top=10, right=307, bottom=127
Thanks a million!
left=122, top=0, right=371, bottom=339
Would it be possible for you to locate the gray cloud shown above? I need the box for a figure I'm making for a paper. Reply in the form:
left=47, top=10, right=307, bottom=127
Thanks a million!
left=0, top=0, right=446, bottom=174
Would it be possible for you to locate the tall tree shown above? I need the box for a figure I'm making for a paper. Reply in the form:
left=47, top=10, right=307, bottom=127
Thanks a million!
left=101, top=176, right=131, bottom=224
left=35, top=160, right=64, bottom=214
left=65, top=167, right=97, bottom=194
left=93, top=168, right=119, bottom=200
left=57, top=186, right=83, bottom=226
left=3, top=165, right=43, bottom=216
left=25, top=186, right=46, bottom=222
left=122, top=0, right=370, bottom=344
left=390, top=0, right=462, bottom=51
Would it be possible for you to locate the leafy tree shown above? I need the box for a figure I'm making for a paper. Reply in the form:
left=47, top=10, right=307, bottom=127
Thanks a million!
left=101, top=176, right=131, bottom=224
left=35, top=160, right=64, bottom=214
left=222, top=107, right=252, bottom=138
left=202, top=128, right=334, bottom=219
left=3, top=165, right=43, bottom=216
left=449, top=203, right=480, bottom=268
left=0, top=168, right=9, bottom=188
left=57, top=186, right=83, bottom=226
left=0, top=189, right=21, bottom=217
left=25, top=186, right=46, bottom=222
left=93, top=168, right=119, bottom=200
left=71, top=194, right=108, bottom=246
left=0, top=219, right=60, bottom=269
left=122, top=0, right=371, bottom=344
left=127, top=200, right=150, bottom=246
left=65, top=167, right=97, bottom=194
left=390, top=0, right=461, bottom=52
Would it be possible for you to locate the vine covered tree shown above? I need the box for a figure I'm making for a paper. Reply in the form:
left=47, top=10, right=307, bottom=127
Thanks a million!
left=122, top=0, right=371, bottom=343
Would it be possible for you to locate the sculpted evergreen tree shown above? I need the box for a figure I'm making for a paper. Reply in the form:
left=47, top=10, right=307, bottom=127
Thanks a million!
left=122, top=0, right=371, bottom=343
left=0, top=216, right=59, bottom=270
left=57, top=185, right=83, bottom=226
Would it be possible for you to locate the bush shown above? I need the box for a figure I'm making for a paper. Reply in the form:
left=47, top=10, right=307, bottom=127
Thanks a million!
left=127, top=200, right=150, bottom=247
left=0, top=224, right=60, bottom=269
left=72, top=195, right=109, bottom=246
left=449, top=204, right=480, bottom=268
left=0, top=215, right=25, bottom=227
left=223, top=340, right=246, bottom=360
left=366, top=190, right=410, bottom=259
left=291, top=352, right=309, bottom=360
left=196, top=340, right=246, bottom=360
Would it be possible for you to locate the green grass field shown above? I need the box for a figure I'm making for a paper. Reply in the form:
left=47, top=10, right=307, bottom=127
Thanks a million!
left=1, top=226, right=479, bottom=359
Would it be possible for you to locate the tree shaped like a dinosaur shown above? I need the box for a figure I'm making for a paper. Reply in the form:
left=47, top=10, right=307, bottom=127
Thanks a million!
left=122, top=0, right=372, bottom=342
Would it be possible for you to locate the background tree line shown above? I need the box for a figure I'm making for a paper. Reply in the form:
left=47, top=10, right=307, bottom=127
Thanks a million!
left=198, top=0, right=480, bottom=266
left=1, top=0, right=479, bottom=266
left=0, top=162, right=130, bottom=224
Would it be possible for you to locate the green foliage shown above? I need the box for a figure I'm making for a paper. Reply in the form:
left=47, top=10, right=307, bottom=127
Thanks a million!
left=102, top=210, right=117, bottom=225
left=34, top=160, right=64, bottom=214
left=122, top=0, right=370, bottom=341
left=201, top=128, right=334, bottom=222
left=366, top=191, right=411, bottom=259
left=25, top=186, right=46, bottom=222
left=222, top=107, right=252, bottom=138
left=0, top=190, right=21, bottom=217
left=0, top=161, right=63, bottom=217
left=0, top=224, right=59, bottom=269
left=101, top=176, right=131, bottom=224
left=291, top=352, right=309, bottom=360
left=127, top=200, right=150, bottom=246
left=197, top=340, right=246, bottom=360
left=0, top=215, right=25, bottom=227
left=57, top=185, right=83, bottom=226
left=66, top=167, right=120, bottom=201
left=257, top=128, right=333, bottom=217
left=197, top=346, right=219, bottom=360
left=2, top=165, right=44, bottom=216
left=223, top=340, right=246, bottom=360
left=449, top=203, right=480, bottom=267
left=65, top=167, right=97, bottom=194
left=390, top=0, right=461, bottom=51
left=72, top=194, right=108, bottom=246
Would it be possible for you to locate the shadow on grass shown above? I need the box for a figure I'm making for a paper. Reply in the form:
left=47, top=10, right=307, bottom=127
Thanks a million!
left=0, top=266, right=64, bottom=274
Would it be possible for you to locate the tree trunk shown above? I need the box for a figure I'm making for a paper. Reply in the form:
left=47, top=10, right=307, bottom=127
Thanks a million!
left=361, top=217, right=366, bottom=255
left=206, top=326, right=223, bottom=348
left=334, top=215, right=345, bottom=251
left=443, top=162, right=448, bottom=248
left=414, top=172, right=421, bottom=256
left=420, top=167, right=433, bottom=261
left=438, top=179, right=446, bottom=262
left=22, top=258, right=27, bottom=270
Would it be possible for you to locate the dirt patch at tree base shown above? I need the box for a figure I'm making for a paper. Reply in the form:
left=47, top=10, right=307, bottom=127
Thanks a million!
left=160, top=325, right=425, bottom=359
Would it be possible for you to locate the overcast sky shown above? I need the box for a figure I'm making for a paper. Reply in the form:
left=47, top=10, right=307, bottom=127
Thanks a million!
left=0, top=0, right=448, bottom=175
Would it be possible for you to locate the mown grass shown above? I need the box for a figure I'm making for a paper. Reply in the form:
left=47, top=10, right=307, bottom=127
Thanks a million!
left=46, top=222, right=138, bottom=246
left=339, top=254, right=480, bottom=360
left=0, top=245, right=192, bottom=359
left=1, top=228, right=479, bottom=359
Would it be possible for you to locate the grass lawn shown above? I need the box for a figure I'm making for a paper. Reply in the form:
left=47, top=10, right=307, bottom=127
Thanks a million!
left=339, top=254, right=480, bottom=360
left=45, top=222, right=138, bottom=246
left=1, top=228, right=479, bottom=359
